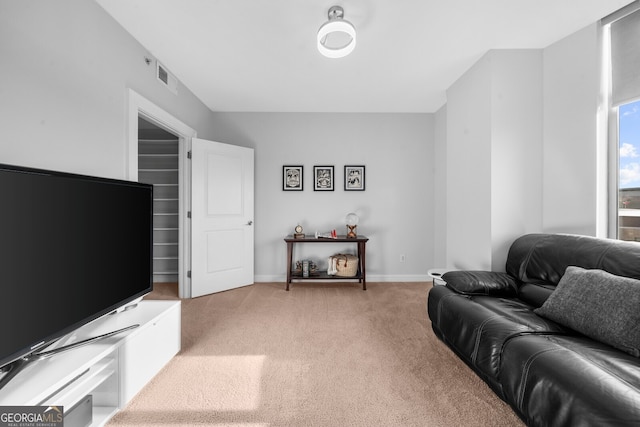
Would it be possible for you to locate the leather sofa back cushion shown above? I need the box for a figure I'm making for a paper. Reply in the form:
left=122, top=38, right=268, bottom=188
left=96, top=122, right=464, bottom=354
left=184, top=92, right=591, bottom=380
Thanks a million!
left=534, top=266, right=640, bottom=357
left=506, top=234, right=640, bottom=285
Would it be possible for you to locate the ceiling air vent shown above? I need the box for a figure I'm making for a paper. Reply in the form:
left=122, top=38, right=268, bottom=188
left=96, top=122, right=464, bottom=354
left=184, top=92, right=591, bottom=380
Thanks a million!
left=156, top=61, right=178, bottom=95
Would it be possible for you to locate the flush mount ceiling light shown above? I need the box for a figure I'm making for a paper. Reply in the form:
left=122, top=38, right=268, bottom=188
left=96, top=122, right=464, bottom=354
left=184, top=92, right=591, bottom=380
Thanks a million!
left=317, top=5, right=356, bottom=58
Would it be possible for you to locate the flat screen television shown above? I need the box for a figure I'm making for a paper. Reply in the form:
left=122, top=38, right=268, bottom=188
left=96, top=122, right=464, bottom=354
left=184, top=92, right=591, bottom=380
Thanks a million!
left=0, top=163, right=153, bottom=380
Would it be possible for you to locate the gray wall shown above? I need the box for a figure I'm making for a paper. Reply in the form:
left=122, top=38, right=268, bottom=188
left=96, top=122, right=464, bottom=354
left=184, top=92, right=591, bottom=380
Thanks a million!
left=446, top=49, right=544, bottom=272
left=445, top=52, right=494, bottom=270
left=489, top=50, right=543, bottom=271
left=543, top=23, right=604, bottom=236
left=209, top=113, right=435, bottom=281
left=433, top=106, right=448, bottom=268
left=0, top=0, right=217, bottom=180
left=440, top=23, right=606, bottom=271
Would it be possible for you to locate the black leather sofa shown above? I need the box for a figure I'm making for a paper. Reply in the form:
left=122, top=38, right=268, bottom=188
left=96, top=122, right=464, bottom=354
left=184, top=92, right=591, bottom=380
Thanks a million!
left=427, top=233, right=640, bottom=426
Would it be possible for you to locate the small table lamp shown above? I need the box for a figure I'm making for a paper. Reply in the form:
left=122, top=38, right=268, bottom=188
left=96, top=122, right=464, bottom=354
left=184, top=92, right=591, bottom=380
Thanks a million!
left=346, top=212, right=359, bottom=238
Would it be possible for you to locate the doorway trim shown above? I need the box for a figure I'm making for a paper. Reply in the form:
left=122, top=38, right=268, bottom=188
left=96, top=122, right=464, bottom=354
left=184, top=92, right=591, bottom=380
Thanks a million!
left=127, top=89, right=196, bottom=298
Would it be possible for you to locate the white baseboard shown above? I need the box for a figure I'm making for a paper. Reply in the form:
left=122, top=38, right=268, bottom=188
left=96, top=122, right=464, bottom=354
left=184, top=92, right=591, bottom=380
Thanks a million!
left=368, top=274, right=431, bottom=282
left=254, top=274, right=431, bottom=283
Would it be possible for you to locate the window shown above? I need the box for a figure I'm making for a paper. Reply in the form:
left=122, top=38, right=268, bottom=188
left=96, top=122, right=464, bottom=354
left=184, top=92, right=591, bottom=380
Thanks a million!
left=605, top=4, right=640, bottom=240
left=617, top=100, right=640, bottom=241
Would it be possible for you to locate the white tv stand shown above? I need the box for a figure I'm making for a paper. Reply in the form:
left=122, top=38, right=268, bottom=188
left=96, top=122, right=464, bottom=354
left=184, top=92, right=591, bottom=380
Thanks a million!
left=0, top=300, right=180, bottom=426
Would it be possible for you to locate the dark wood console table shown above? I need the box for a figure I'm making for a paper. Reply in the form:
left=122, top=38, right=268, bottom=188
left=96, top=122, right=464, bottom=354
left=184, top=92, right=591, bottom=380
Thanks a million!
left=284, top=235, right=369, bottom=291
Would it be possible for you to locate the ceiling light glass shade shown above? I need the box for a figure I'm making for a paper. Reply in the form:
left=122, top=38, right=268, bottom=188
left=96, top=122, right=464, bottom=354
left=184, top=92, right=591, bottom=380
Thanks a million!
left=345, top=213, right=359, bottom=226
left=317, top=6, right=356, bottom=59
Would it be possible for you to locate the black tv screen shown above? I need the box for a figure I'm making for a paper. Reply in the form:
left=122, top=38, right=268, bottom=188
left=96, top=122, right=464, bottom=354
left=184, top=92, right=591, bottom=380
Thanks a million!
left=0, top=163, right=153, bottom=371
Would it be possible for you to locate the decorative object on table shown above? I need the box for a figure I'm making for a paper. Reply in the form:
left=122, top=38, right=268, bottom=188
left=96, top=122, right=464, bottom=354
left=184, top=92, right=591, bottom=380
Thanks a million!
left=302, top=260, right=310, bottom=277
left=295, top=259, right=317, bottom=275
left=344, top=165, right=365, bottom=191
left=315, top=229, right=337, bottom=239
left=294, top=224, right=305, bottom=239
left=327, top=256, right=338, bottom=275
left=313, top=165, right=334, bottom=191
left=283, top=165, right=303, bottom=191
left=330, top=254, right=359, bottom=277
left=345, top=212, right=359, bottom=238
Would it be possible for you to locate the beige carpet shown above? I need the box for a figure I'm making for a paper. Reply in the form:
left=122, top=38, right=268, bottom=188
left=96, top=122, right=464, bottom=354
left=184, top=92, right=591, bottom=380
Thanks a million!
left=107, top=282, right=524, bottom=427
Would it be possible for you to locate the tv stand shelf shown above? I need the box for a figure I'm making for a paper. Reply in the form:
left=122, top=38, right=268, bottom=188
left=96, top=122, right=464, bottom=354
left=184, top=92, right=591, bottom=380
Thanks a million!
left=0, top=300, right=180, bottom=427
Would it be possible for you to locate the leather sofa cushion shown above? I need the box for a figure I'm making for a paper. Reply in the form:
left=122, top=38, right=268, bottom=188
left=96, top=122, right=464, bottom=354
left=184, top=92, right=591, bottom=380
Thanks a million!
left=428, top=285, right=571, bottom=395
left=535, top=266, right=640, bottom=357
left=500, top=334, right=640, bottom=426
left=441, top=270, right=519, bottom=296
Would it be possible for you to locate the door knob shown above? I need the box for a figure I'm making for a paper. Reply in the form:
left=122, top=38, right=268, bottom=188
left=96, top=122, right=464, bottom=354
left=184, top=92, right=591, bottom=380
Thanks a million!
left=247, top=220, right=253, bottom=225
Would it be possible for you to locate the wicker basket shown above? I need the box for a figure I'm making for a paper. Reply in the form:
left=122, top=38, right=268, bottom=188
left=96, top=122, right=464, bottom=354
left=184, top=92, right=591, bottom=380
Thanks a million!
left=333, top=254, right=359, bottom=277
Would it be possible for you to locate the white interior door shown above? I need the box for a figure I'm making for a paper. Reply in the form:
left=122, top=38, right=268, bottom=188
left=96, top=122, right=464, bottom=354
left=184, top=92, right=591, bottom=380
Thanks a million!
left=191, top=138, right=254, bottom=297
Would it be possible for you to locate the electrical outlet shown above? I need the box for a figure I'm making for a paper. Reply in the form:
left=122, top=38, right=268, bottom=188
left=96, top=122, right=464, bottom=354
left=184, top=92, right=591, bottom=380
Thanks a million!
left=400, top=254, right=406, bottom=262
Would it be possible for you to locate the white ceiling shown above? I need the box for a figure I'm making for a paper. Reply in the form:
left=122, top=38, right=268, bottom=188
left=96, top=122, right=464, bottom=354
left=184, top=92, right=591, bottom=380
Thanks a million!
left=96, top=0, right=633, bottom=113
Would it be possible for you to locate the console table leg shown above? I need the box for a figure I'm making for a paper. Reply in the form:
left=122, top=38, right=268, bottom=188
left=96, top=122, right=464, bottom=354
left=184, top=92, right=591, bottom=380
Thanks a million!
left=360, top=241, right=367, bottom=291
left=286, top=242, right=293, bottom=291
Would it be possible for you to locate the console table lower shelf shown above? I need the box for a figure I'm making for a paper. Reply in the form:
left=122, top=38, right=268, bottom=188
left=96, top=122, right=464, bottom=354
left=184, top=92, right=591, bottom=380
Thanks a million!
left=284, top=235, right=369, bottom=291
left=0, top=300, right=181, bottom=427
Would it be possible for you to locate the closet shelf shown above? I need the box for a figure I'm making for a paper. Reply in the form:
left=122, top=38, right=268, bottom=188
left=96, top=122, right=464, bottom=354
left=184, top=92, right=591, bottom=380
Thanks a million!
left=140, top=131, right=179, bottom=285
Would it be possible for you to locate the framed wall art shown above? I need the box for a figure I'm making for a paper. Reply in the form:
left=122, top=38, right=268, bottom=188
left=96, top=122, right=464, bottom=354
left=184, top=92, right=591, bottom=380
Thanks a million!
left=344, top=165, right=365, bottom=191
left=313, top=165, right=334, bottom=191
left=283, top=165, right=303, bottom=191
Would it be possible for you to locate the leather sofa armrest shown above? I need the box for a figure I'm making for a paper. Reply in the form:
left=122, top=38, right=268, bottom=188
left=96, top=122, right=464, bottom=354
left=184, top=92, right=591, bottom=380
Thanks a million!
left=442, top=271, right=519, bottom=296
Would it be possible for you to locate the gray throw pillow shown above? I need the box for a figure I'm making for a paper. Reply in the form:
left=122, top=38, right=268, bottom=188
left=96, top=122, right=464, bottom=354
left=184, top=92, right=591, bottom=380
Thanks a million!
left=535, top=266, right=640, bottom=357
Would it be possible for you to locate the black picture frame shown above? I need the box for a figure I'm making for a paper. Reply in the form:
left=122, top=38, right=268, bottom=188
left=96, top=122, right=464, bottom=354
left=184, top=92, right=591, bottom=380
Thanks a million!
left=344, top=165, right=365, bottom=191
left=283, top=165, right=303, bottom=191
left=313, top=165, right=334, bottom=191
